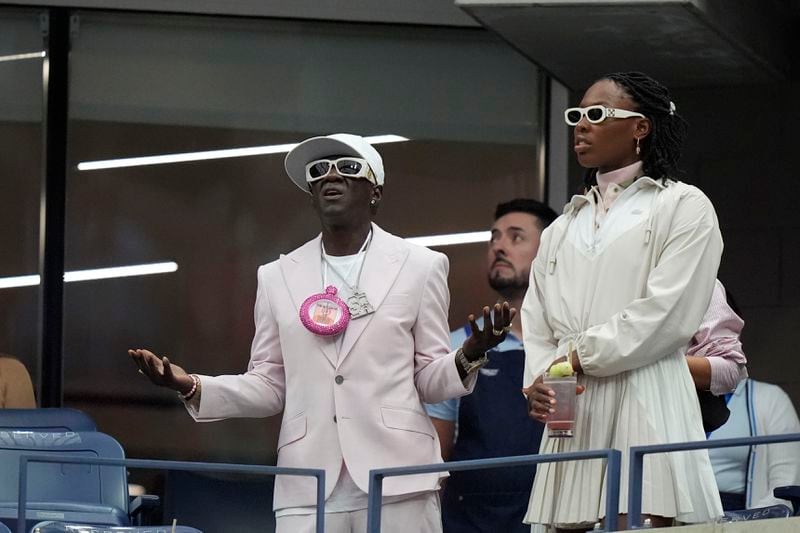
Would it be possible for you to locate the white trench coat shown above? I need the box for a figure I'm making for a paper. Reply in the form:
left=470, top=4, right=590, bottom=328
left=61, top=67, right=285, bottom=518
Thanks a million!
left=522, top=177, right=724, bottom=526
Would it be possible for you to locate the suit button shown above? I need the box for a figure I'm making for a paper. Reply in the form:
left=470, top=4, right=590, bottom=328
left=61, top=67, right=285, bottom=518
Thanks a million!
left=335, top=375, right=344, bottom=385
left=333, top=415, right=337, bottom=423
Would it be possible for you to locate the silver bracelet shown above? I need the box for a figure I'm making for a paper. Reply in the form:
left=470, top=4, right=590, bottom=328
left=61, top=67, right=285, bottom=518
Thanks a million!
left=456, top=347, right=488, bottom=374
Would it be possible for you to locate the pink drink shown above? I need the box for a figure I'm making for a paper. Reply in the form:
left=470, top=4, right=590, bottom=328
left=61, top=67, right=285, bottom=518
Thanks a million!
left=543, top=373, right=577, bottom=438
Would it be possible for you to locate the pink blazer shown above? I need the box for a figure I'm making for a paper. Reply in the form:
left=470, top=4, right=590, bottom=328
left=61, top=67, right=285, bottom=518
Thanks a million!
left=190, top=223, right=474, bottom=509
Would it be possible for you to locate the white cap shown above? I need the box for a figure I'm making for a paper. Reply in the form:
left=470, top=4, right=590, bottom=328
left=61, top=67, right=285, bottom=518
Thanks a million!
left=284, top=133, right=385, bottom=194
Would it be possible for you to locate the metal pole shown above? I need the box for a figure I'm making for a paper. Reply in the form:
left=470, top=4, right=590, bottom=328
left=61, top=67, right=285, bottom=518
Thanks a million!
left=366, top=449, right=621, bottom=532
left=628, top=433, right=800, bottom=529
left=16, top=457, right=29, bottom=533
left=628, top=448, right=645, bottom=529
left=367, top=471, right=384, bottom=533
left=315, top=471, right=325, bottom=533
left=604, top=449, right=621, bottom=532
left=535, top=70, right=549, bottom=202
left=37, top=8, right=70, bottom=407
left=16, top=454, right=326, bottom=533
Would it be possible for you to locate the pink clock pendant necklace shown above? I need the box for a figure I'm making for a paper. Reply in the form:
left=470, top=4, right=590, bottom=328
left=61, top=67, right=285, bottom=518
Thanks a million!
left=299, top=229, right=374, bottom=336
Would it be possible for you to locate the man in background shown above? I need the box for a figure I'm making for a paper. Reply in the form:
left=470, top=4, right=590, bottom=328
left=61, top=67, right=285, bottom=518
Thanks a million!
left=426, top=198, right=556, bottom=533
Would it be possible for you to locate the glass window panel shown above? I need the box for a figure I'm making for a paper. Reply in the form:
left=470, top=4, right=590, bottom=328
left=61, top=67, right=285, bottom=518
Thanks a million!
left=0, top=8, right=44, bottom=401
left=65, top=11, right=542, bottom=463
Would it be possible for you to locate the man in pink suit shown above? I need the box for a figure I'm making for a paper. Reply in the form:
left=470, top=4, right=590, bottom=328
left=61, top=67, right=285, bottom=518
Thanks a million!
left=130, top=133, right=514, bottom=533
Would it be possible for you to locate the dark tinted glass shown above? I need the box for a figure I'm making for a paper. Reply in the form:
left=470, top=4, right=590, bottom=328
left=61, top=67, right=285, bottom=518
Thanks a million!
left=62, top=12, right=543, bottom=468
left=335, top=158, right=363, bottom=175
left=566, top=109, right=582, bottom=124
left=0, top=8, right=44, bottom=397
left=308, top=160, right=332, bottom=178
left=586, top=106, right=605, bottom=122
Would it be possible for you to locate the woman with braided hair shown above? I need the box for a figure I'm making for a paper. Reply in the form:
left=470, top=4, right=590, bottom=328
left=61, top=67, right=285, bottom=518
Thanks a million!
left=521, top=72, right=724, bottom=531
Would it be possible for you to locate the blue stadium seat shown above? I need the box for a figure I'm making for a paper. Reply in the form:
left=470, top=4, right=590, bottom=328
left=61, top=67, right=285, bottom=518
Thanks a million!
left=32, top=522, right=202, bottom=533
left=0, top=409, right=97, bottom=433
left=718, top=486, right=800, bottom=523
left=0, top=431, right=128, bottom=532
left=774, top=486, right=800, bottom=516
left=719, top=504, right=792, bottom=522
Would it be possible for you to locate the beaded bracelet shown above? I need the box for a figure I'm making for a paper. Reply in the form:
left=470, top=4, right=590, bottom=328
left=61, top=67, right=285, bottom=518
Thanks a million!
left=179, top=374, right=199, bottom=401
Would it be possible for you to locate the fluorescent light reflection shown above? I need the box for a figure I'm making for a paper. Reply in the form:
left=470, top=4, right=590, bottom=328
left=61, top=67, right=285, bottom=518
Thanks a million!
left=0, top=51, right=46, bottom=63
left=0, top=275, right=39, bottom=289
left=77, top=134, right=409, bottom=171
left=0, top=261, right=178, bottom=289
left=405, top=231, right=491, bottom=248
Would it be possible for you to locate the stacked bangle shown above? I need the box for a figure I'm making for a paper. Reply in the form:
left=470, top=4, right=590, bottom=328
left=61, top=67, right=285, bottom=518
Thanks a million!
left=179, top=374, right=199, bottom=401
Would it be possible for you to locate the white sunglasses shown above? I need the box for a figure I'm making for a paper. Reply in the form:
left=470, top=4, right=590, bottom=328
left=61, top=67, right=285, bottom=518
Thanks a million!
left=305, top=157, right=375, bottom=185
left=564, top=105, right=645, bottom=126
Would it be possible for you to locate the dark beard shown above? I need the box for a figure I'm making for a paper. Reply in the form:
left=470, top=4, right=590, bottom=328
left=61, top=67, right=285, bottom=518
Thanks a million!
left=488, top=272, right=528, bottom=299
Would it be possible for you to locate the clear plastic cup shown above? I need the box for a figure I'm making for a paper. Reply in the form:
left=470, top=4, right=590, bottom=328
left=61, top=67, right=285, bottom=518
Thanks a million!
left=542, top=372, right=577, bottom=438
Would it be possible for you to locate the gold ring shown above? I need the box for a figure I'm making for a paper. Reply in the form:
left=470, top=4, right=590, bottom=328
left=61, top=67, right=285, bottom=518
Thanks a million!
left=492, top=328, right=503, bottom=336
left=503, top=325, right=512, bottom=333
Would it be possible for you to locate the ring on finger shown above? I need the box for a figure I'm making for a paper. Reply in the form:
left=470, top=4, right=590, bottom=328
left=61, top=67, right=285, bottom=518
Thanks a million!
left=492, top=328, right=503, bottom=336
left=503, top=325, right=512, bottom=333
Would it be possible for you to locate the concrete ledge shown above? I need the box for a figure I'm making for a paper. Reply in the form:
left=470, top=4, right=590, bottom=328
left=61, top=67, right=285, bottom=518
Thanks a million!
left=456, top=0, right=795, bottom=89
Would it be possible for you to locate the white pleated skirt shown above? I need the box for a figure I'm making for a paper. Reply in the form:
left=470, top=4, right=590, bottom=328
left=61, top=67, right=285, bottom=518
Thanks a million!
left=524, top=352, right=723, bottom=529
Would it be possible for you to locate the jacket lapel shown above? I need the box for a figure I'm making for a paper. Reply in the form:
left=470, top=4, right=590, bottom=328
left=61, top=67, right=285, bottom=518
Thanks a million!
left=279, top=235, right=338, bottom=368
left=337, top=224, right=409, bottom=366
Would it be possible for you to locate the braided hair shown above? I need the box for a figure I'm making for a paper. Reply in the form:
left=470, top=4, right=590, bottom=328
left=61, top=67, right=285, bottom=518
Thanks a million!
left=584, top=71, right=688, bottom=187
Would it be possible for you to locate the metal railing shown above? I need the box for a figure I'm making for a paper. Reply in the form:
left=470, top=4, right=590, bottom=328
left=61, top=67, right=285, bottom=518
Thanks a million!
left=629, top=432, right=800, bottom=529
left=20, top=433, right=798, bottom=532
left=366, top=448, right=622, bottom=532
left=16, top=455, right=326, bottom=533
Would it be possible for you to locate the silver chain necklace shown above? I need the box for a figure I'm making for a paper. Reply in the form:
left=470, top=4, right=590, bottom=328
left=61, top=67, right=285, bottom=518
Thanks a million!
left=321, top=229, right=375, bottom=319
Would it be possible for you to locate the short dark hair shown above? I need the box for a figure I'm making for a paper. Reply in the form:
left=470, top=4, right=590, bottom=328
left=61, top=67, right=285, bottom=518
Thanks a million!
left=494, top=198, right=558, bottom=230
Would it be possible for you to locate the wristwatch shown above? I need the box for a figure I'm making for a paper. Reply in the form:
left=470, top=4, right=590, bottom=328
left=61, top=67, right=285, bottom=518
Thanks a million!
left=456, top=347, right=489, bottom=374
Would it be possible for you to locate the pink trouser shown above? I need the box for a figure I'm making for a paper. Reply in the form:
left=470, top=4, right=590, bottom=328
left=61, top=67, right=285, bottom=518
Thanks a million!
left=276, top=491, right=442, bottom=533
